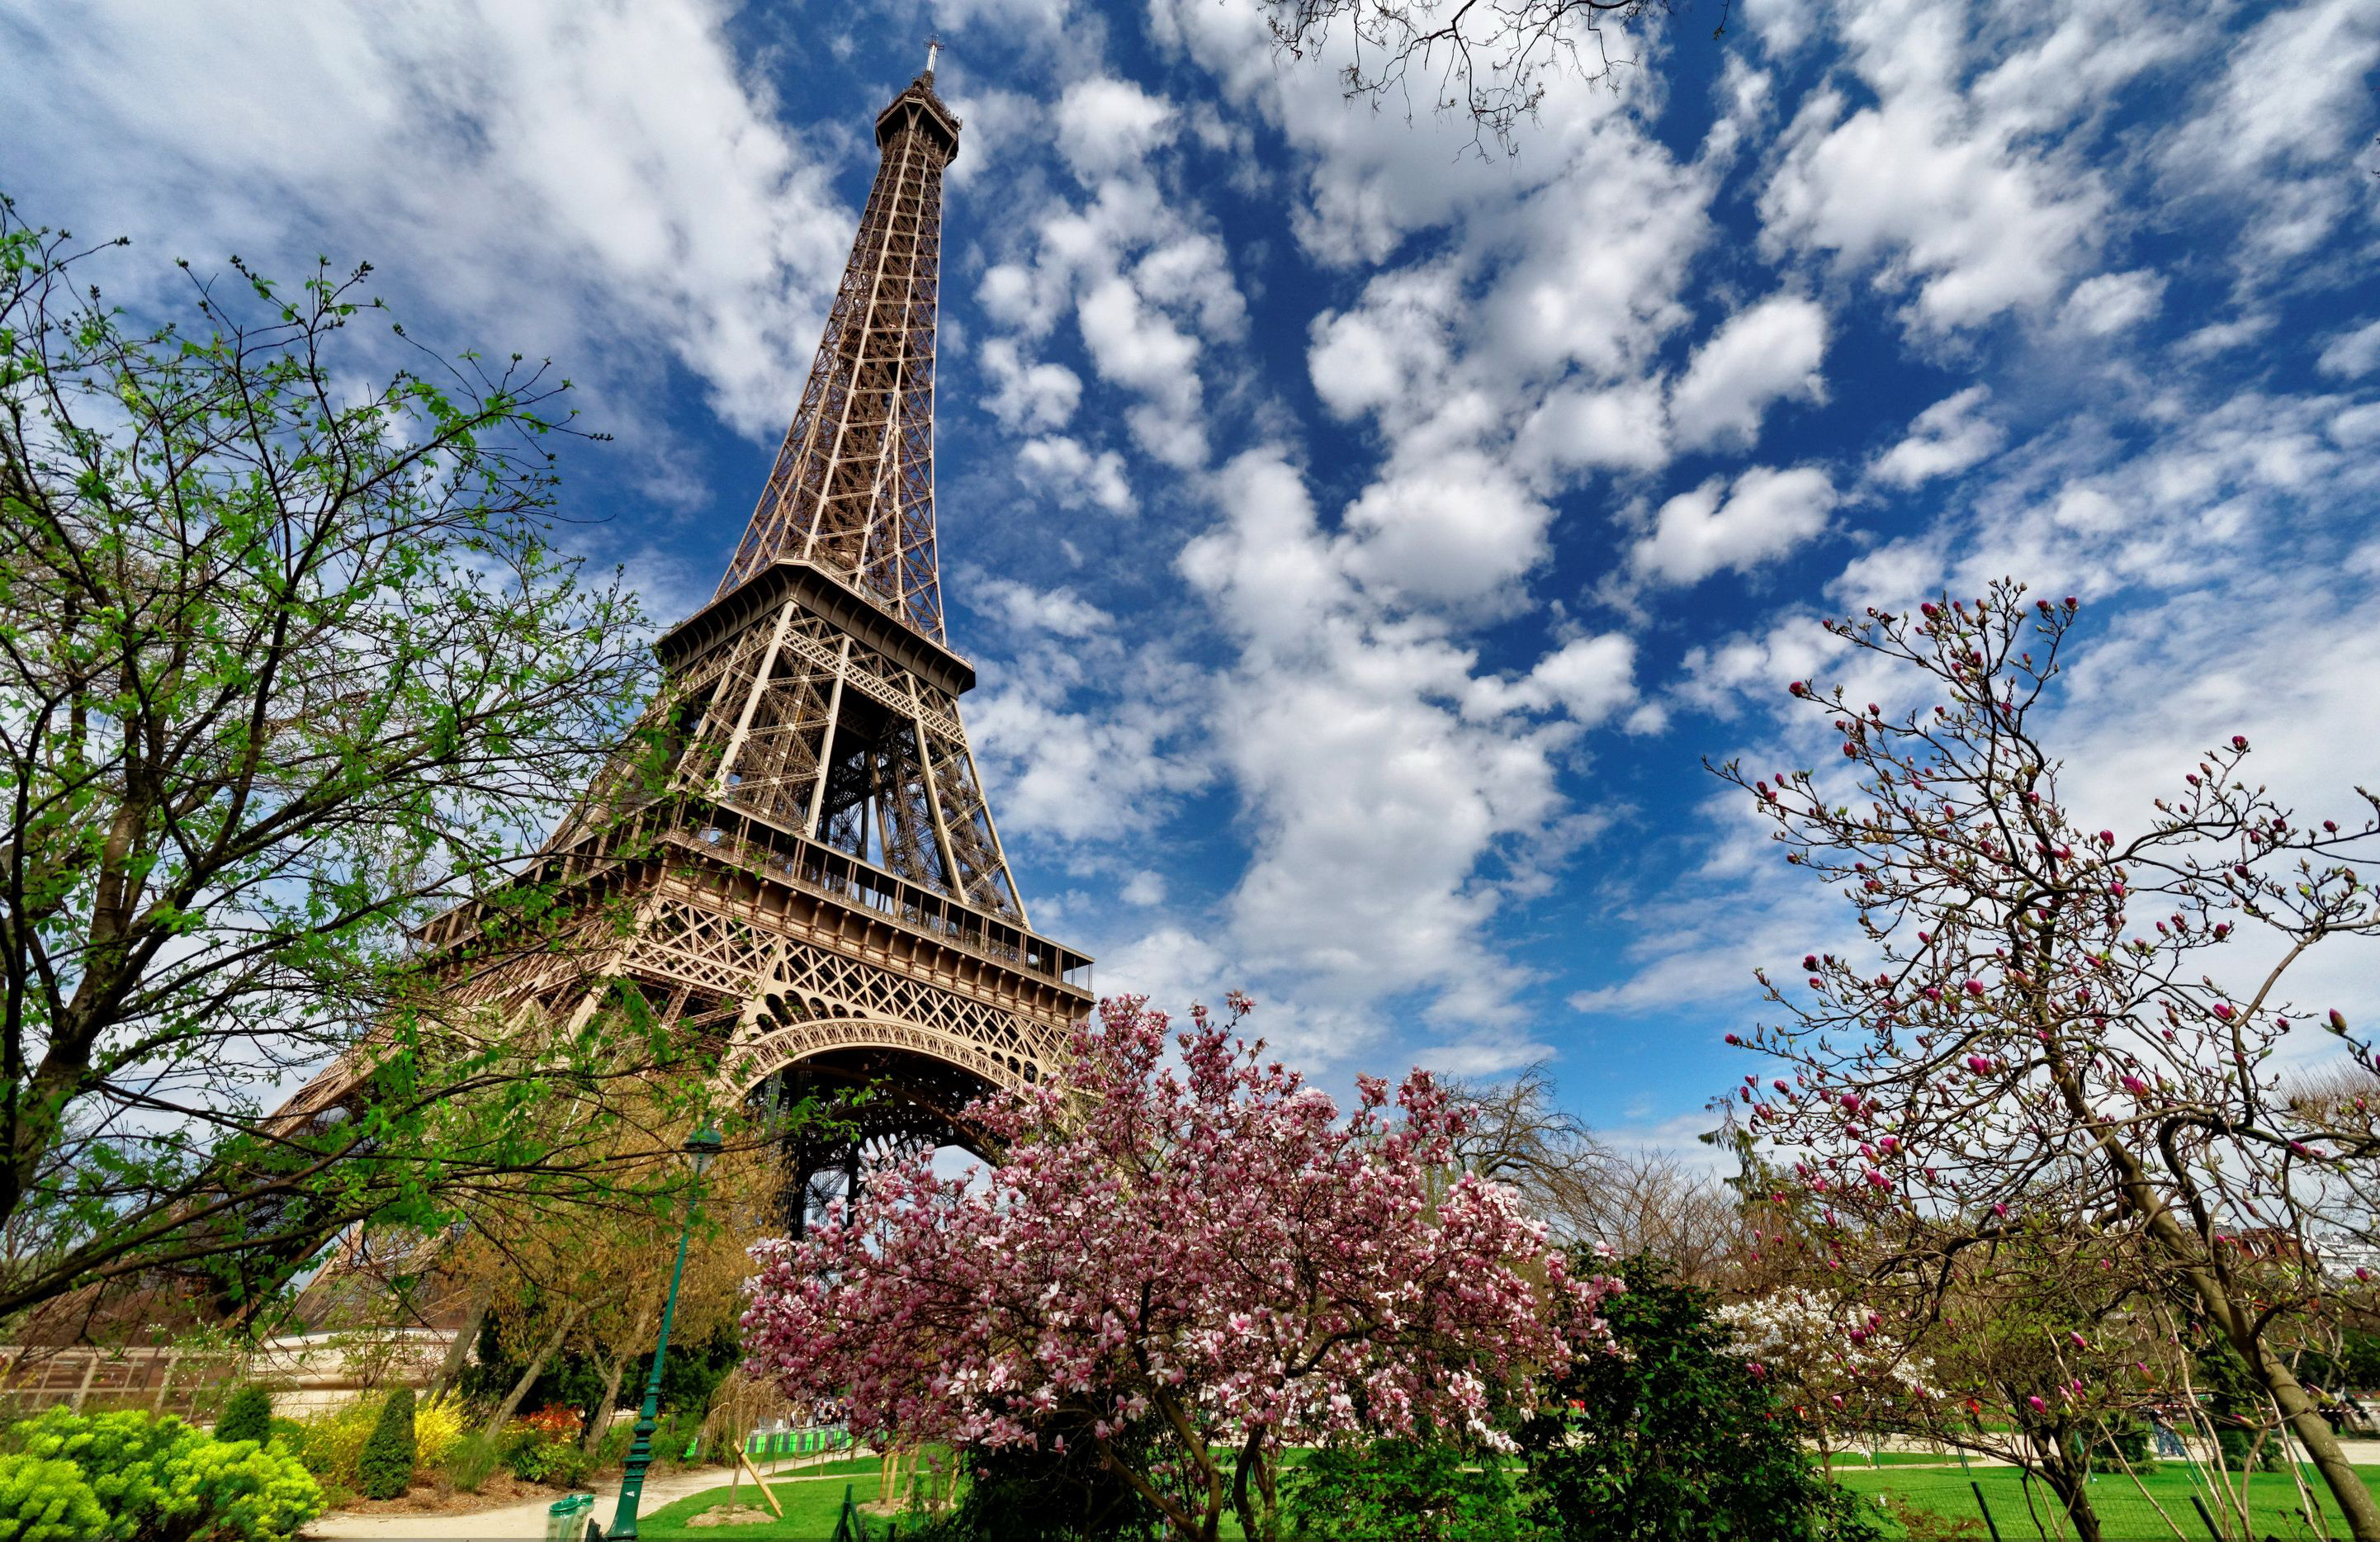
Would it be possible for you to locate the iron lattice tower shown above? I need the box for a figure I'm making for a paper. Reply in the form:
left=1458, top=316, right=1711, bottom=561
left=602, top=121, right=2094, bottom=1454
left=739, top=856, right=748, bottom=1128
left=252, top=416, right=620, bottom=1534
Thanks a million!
left=273, top=68, right=1089, bottom=1219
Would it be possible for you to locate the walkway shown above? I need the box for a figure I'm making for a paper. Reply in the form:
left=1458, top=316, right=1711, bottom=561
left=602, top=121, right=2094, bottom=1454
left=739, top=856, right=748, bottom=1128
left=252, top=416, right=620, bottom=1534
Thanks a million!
left=308, top=1464, right=739, bottom=1540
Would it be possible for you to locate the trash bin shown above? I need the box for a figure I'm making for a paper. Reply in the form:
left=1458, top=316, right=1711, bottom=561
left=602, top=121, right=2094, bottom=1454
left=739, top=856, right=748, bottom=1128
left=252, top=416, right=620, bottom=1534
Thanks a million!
left=546, top=1492, right=594, bottom=1542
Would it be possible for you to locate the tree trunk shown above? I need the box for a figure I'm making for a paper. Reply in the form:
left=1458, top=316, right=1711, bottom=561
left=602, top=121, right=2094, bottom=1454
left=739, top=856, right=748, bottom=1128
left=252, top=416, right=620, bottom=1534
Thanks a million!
left=583, top=1353, right=627, bottom=1454
left=481, top=1306, right=580, bottom=1437
left=2075, top=1084, right=2380, bottom=1542
left=2037, top=1443, right=2103, bottom=1542
left=426, top=1295, right=489, bottom=1401
left=2250, top=1336, right=2380, bottom=1540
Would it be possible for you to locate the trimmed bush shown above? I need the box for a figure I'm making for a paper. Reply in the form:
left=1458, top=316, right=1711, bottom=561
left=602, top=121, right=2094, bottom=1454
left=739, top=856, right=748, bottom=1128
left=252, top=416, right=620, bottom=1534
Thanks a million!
left=357, top=1388, right=417, bottom=1500
left=215, top=1385, right=274, bottom=1447
left=0, top=1454, right=107, bottom=1542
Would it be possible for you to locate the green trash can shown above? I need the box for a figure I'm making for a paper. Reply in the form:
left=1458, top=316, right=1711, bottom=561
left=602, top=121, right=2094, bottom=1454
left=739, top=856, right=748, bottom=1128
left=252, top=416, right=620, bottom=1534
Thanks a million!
left=545, top=1492, right=594, bottom=1542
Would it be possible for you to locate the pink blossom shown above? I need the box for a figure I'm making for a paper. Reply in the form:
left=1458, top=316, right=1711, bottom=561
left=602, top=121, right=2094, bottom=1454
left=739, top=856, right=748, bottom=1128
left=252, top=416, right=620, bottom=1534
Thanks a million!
left=739, top=996, right=1604, bottom=1540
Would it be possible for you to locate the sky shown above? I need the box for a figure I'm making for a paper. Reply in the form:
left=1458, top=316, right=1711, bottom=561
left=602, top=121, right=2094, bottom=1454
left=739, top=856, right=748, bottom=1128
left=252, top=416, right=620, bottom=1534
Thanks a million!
left=5, top=0, right=2377, bottom=1155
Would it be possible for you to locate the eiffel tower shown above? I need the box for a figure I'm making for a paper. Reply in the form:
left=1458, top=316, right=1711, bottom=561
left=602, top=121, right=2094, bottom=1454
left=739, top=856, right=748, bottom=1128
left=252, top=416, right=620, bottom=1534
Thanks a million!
left=272, top=63, right=1090, bottom=1227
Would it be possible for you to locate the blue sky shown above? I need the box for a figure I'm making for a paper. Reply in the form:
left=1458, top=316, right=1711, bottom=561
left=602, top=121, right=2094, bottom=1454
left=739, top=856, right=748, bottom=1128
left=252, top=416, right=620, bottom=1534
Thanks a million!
left=7, top=0, right=2377, bottom=1152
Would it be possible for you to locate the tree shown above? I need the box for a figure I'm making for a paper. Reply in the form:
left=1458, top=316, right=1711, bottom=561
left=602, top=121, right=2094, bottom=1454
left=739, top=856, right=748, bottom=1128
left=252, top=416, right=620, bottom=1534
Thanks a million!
left=1445, top=1067, right=1746, bottom=1279
left=1263, top=0, right=1672, bottom=150
left=1280, top=1436, right=1521, bottom=1540
left=1736, top=1212, right=2172, bottom=1542
left=742, top=996, right=1608, bottom=1542
left=1520, top=1253, right=1880, bottom=1541
left=0, top=194, right=679, bottom=1327
left=357, top=1388, right=416, bottom=1499
left=1710, top=579, right=2380, bottom=1537
left=1442, top=1064, right=1612, bottom=1238
left=214, top=1385, right=272, bottom=1447
left=1711, top=1282, right=1933, bottom=1478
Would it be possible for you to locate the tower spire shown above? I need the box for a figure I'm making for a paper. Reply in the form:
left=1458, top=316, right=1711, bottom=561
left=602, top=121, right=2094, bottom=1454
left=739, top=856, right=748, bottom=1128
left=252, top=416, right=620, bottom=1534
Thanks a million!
left=717, top=71, right=963, bottom=641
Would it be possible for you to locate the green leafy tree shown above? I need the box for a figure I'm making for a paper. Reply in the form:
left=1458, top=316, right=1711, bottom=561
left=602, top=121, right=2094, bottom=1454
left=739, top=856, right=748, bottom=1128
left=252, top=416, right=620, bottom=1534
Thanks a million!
left=215, top=1384, right=273, bottom=1446
left=1281, top=1439, right=1521, bottom=1540
left=1519, top=1253, right=1881, bottom=1542
left=357, top=1388, right=416, bottom=1499
left=0, top=192, right=694, bottom=1327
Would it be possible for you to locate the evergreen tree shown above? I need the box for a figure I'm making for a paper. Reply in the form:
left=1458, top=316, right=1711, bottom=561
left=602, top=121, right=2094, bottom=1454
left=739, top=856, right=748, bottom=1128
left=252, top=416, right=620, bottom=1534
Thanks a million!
left=215, top=1384, right=273, bottom=1446
left=357, top=1388, right=418, bottom=1500
left=1519, top=1253, right=1881, bottom=1541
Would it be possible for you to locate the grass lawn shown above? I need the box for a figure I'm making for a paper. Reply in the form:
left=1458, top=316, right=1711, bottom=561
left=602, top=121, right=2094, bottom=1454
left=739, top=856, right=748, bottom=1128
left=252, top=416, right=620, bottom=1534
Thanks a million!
left=635, top=1457, right=955, bottom=1540
left=632, top=1454, right=2380, bottom=1539
left=1839, top=1461, right=2380, bottom=1539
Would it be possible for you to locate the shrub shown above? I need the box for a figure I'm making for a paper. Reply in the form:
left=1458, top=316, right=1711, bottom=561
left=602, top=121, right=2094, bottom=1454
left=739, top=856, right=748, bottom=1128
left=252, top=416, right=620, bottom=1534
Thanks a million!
left=1282, top=1439, right=1520, bottom=1540
left=215, top=1386, right=274, bottom=1447
left=167, top=1437, right=327, bottom=1541
left=505, top=1437, right=590, bottom=1488
left=442, top=1432, right=503, bottom=1494
left=0, top=1454, right=108, bottom=1542
left=357, top=1388, right=417, bottom=1500
left=923, top=1421, right=1163, bottom=1541
left=514, top=1403, right=584, bottom=1444
left=412, top=1392, right=466, bottom=1471
left=1520, top=1253, right=1883, bottom=1542
left=291, top=1397, right=384, bottom=1490
left=0, top=1407, right=323, bottom=1541
left=7, top=1407, right=196, bottom=1539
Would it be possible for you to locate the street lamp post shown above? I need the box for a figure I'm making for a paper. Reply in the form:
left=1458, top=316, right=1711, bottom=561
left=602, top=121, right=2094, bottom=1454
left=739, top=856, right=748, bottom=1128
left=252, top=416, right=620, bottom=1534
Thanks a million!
left=606, top=1125, right=724, bottom=1541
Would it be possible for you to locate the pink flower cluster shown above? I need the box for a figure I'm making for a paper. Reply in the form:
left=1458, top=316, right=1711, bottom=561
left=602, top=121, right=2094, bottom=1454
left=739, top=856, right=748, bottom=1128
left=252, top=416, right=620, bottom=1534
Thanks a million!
left=740, top=996, right=1606, bottom=1517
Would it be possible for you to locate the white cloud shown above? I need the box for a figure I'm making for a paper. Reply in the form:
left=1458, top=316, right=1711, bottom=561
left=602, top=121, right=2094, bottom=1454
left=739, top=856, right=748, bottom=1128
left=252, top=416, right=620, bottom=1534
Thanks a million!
left=1633, top=466, right=1838, bottom=586
left=968, top=649, right=1210, bottom=847
left=1764, top=84, right=2100, bottom=329
left=2157, top=0, right=2380, bottom=263
left=1177, top=450, right=1594, bottom=1030
left=1869, top=386, right=2004, bottom=488
left=1669, top=295, right=1829, bottom=452
left=1514, top=381, right=1670, bottom=475
left=1015, top=435, right=1134, bottom=514
left=0, top=0, right=856, bottom=442
left=1339, top=455, right=1553, bottom=609
left=1307, top=268, right=1456, bottom=422
left=1465, top=634, right=1640, bottom=726
left=979, top=337, right=1082, bottom=430
left=1053, top=77, right=1178, bottom=180
left=2317, top=319, right=2380, bottom=380
left=2061, top=268, right=2166, bottom=337
left=975, top=579, right=1114, bottom=639
left=1754, top=0, right=2190, bottom=333
left=983, top=173, right=1242, bottom=471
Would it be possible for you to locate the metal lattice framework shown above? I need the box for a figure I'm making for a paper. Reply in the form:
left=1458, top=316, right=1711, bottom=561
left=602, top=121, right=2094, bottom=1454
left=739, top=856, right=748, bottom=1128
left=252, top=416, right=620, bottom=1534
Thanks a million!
left=266, top=69, right=1090, bottom=1212
left=714, top=73, right=958, bottom=640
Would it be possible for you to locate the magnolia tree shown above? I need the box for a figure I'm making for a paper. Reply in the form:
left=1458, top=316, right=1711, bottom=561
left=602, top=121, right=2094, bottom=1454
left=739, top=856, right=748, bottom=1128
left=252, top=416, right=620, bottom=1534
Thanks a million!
left=1741, top=1209, right=2186, bottom=1540
left=1714, top=1284, right=1934, bottom=1475
left=741, top=996, right=1609, bottom=1542
left=1712, top=579, right=2380, bottom=1537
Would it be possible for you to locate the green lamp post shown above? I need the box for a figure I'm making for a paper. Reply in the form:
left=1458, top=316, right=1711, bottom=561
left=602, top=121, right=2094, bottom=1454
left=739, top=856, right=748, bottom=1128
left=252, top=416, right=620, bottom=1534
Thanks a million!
left=607, top=1124, right=724, bottom=1540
